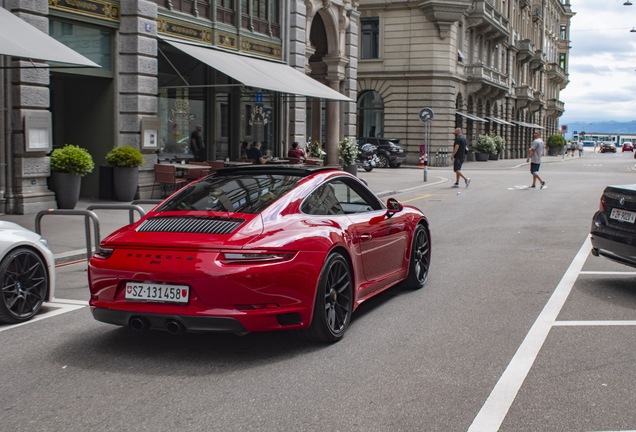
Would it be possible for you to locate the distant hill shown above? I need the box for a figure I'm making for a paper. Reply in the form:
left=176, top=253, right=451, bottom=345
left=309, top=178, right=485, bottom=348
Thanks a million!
left=561, top=121, right=636, bottom=135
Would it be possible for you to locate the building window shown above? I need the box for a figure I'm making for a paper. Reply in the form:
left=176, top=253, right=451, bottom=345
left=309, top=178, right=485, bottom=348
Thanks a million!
left=49, top=20, right=112, bottom=72
left=217, top=0, right=235, bottom=25
left=559, top=53, right=566, bottom=69
left=357, top=91, right=384, bottom=137
left=560, top=25, right=567, bottom=40
left=361, top=18, right=379, bottom=59
left=241, top=0, right=279, bottom=36
left=245, top=104, right=252, bottom=137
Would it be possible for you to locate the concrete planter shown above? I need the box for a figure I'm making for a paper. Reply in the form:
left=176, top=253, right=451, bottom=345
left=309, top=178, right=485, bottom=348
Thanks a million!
left=50, top=172, right=81, bottom=209
left=342, top=164, right=358, bottom=177
left=475, top=152, right=489, bottom=162
left=113, top=166, right=139, bottom=202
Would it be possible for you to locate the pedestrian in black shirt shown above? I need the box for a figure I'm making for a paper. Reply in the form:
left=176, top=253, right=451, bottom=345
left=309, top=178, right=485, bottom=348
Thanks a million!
left=450, top=128, right=470, bottom=188
left=190, top=125, right=204, bottom=162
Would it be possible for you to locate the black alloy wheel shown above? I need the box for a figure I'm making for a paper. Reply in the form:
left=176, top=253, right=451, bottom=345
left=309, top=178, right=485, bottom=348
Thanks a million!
left=400, top=224, right=431, bottom=289
left=376, top=154, right=389, bottom=168
left=0, top=248, right=48, bottom=324
left=298, top=253, right=352, bottom=343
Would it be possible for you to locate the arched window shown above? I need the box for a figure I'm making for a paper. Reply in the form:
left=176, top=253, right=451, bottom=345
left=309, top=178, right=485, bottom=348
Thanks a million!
left=357, top=91, right=384, bottom=137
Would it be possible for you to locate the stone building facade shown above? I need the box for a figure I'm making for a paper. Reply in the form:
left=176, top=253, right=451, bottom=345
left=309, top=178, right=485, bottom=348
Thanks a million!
left=0, top=0, right=358, bottom=214
left=356, top=0, right=574, bottom=164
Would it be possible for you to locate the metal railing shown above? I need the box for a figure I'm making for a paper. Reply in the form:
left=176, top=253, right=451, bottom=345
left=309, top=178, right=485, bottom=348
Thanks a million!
left=35, top=209, right=100, bottom=261
left=86, top=204, right=146, bottom=225
left=434, top=147, right=450, bottom=167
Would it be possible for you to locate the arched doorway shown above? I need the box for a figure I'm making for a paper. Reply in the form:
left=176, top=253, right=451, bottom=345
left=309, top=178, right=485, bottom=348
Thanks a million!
left=357, top=91, right=384, bottom=137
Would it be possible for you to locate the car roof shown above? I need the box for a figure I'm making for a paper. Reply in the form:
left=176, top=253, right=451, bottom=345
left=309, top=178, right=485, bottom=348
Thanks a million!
left=213, top=165, right=336, bottom=178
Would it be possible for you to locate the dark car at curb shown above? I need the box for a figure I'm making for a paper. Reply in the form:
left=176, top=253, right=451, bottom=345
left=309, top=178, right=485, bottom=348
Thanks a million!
left=591, top=184, right=636, bottom=267
left=600, top=143, right=617, bottom=153
left=357, top=137, right=406, bottom=168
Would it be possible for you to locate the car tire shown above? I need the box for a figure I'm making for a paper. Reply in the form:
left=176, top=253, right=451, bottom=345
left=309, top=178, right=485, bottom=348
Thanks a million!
left=389, top=163, right=401, bottom=168
left=297, top=253, right=352, bottom=343
left=376, top=154, right=389, bottom=168
left=0, top=247, right=48, bottom=324
left=400, top=224, right=431, bottom=290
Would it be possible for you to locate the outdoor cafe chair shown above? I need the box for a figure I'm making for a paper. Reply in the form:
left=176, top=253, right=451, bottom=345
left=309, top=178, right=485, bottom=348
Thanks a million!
left=206, top=161, right=226, bottom=170
left=186, top=167, right=211, bottom=183
left=152, top=164, right=187, bottom=198
left=235, top=158, right=254, bottom=164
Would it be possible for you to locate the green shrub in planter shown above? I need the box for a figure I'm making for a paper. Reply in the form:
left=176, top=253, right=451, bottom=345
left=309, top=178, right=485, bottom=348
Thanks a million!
left=50, top=144, right=95, bottom=176
left=490, top=133, right=506, bottom=154
left=339, top=137, right=359, bottom=166
left=308, top=140, right=324, bottom=161
left=106, top=145, right=145, bottom=167
left=547, top=135, right=565, bottom=148
left=474, top=135, right=496, bottom=155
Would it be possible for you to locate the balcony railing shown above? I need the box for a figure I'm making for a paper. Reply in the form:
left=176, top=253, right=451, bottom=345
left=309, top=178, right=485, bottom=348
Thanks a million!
left=530, top=50, right=546, bottom=71
left=515, top=85, right=534, bottom=100
left=466, top=63, right=509, bottom=90
left=546, top=63, right=567, bottom=83
left=515, top=38, right=535, bottom=64
left=547, top=99, right=565, bottom=112
left=467, top=0, right=510, bottom=42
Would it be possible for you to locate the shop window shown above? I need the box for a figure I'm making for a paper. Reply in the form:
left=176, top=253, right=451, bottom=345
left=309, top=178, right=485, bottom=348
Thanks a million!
left=361, top=18, right=379, bottom=59
left=49, top=20, right=112, bottom=72
left=357, top=91, right=384, bottom=138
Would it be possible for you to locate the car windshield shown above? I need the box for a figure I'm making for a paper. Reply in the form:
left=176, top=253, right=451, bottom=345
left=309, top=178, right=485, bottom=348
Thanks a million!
left=157, top=174, right=300, bottom=214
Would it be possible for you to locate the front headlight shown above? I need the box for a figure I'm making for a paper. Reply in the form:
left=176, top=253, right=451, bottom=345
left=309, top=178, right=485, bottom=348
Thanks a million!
left=39, top=238, right=49, bottom=249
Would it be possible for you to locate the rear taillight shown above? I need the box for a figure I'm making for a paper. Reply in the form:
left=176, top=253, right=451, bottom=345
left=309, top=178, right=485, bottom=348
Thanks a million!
left=599, top=196, right=607, bottom=213
left=94, top=246, right=115, bottom=260
left=220, top=250, right=296, bottom=264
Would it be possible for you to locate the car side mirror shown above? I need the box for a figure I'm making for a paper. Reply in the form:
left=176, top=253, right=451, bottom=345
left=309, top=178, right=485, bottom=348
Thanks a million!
left=386, top=198, right=403, bottom=217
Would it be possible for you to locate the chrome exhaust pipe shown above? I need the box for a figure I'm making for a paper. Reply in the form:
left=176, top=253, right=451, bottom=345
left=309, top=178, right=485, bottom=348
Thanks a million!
left=129, top=317, right=150, bottom=331
left=165, top=320, right=184, bottom=334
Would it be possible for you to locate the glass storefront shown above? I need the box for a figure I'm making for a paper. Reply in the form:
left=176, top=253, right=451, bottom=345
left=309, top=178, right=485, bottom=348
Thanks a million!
left=158, top=42, right=278, bottom=162
left=357, top=91, right=384, bottom=138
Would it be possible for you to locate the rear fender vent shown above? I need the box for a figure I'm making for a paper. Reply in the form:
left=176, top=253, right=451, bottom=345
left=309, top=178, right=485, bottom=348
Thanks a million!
left=136, top=217, right=244, bottom=234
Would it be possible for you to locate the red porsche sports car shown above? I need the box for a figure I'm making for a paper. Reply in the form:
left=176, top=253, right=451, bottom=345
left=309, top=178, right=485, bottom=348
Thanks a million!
left=88, top=166, right=430, bottom=342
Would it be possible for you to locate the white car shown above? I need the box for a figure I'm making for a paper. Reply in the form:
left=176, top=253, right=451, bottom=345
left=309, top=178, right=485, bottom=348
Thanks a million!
left=0, top=221, right=55, bottom=323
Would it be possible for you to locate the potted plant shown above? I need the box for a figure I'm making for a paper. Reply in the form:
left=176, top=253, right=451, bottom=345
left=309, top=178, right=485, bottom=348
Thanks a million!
left=308, top=140, right=324, bottom=163
left=547, top=134, right=565, bottom=156
left=490, top=133, right=506, bottom=160
left=474, top=135, right=495, bottom=161
left=339, top=137, right=360, bottom=176
left=106, top=145, right=145, bottom=201
left=49, top=144, right=95, bottom=209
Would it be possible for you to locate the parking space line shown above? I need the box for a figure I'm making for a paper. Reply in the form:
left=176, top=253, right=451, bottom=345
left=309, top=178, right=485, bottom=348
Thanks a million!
left=553, top=320, right=636, bottom=326
left=579, top=271, right=636, bottom=275
left=0, top=303, right=86, bottom=333
left=468, top=235, right=592, bottom=432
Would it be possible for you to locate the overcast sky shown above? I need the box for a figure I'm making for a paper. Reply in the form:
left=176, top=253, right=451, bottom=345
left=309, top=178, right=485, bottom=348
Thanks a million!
left=560, top=0, right=636, bottom=123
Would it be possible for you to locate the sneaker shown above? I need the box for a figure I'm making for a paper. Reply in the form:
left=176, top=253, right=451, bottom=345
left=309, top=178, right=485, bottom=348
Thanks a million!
left=451, top=184, right=460, bottom=188
left=540, top=181, right=546, bottom=189
left=465, top=178, right=471, bottom=188
left=529, top=185, right=537, bottom=189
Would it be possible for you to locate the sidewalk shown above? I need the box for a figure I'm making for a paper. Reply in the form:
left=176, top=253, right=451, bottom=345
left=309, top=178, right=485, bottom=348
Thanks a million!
left=0, top=155, right=570, bottom=263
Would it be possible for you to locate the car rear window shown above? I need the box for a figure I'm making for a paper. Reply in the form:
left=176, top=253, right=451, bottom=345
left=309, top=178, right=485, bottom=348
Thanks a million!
left=157, top=174, right=300, bottom=214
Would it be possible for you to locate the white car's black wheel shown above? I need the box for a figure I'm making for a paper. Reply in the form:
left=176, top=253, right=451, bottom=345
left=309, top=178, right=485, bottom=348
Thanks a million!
left=0, top=248, right=48, bottom=324
left=299, top=253, right=352, bottom=343
left=401, top=225, right=430, bottom=289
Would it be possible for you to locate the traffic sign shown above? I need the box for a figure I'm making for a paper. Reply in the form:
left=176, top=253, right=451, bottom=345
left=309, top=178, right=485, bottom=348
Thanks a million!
left=420, top=145, right=426, bottom=153
left=561, top=125, right=568, bottom=132
left=418, top=108, right=434, bottom=123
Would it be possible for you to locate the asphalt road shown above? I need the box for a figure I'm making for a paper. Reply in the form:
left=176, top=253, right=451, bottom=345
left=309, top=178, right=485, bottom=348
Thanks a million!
left=2, top=151, right=636, bottom=432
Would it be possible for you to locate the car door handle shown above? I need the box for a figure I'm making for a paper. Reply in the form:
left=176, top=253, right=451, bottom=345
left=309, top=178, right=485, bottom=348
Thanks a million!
left=360, top=234, right=372, bottom=242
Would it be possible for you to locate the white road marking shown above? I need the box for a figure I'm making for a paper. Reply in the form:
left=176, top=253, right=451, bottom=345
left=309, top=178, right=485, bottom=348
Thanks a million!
left=579, top=271, right=636, bottom=275
left=0, top=302, right=86, bottom=333
left=508, top=185, right=530, bottom=190
left=467, top=235, right=592, bottom=432
left=48, top=298, right=89, bottom=306
left=553, top=320, right=636, bottom=326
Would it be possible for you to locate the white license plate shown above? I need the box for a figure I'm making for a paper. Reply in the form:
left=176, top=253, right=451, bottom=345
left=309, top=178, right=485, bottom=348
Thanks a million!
left=610, top=208, right=636, bottom=223
left=125, top=282, right=189, bottom=303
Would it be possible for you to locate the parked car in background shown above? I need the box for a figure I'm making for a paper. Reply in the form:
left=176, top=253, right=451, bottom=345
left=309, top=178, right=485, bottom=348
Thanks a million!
left=591, top=184, right=636, bottom=268
left=357, top=137, right=406, bottom=168
left=0, top=221, right=55, bottom=323
left=600, top=143, right=617, bottom=153
left=622, top=142, right=634, bottom=152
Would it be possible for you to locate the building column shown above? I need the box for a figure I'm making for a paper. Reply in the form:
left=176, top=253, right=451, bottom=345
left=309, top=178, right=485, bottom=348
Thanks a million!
left=311, top=98, right=321, bottom=145
left=119, top=0, right=158, bottom=198
left=325, top=80, right=340, bottom=166
left=7, top=1, right=56, bottom=214
left=288, top=0, right=307, bottom=146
